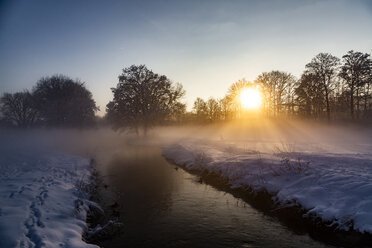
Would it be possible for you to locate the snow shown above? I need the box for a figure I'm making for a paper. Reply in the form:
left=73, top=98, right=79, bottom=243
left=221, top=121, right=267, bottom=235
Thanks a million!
left=0, top=134, right=99, bottom=248
left=163, top=139, right=372, bottom=234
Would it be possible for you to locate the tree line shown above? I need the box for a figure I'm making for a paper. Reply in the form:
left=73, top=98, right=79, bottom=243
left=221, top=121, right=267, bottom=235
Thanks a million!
left=0, top=66, right=186, bottom=134
left=0, top=75, right=98, bottom=128
left=1, top=50, right=371, bottom=132
left=192, top=50, right=372, bottom=122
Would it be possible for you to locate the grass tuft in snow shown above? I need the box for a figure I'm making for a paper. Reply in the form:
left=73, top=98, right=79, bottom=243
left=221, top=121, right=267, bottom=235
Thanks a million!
left=272, top=142, right=310, bottom=175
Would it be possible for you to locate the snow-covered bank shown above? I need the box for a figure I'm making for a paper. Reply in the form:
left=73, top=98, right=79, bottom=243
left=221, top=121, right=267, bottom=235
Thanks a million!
left=0, top=137, right=99, bottom=247
left=163, top=140, right=372, bottom=234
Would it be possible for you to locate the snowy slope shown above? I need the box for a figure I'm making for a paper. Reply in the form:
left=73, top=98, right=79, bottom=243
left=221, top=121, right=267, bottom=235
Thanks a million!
left=163, top=140, right=372, bottom=234
left=0, top=138, right=98, bottom=248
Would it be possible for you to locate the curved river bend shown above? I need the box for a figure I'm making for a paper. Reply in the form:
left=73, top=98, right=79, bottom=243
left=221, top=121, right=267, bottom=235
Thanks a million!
left=96, top=146, right=333, bottom=248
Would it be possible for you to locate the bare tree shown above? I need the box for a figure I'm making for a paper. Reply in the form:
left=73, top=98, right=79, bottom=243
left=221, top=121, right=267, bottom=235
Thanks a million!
left=33, top=75, right=98, bottom=127
left=193, top=97, right=208, bottom=122
left=219, top=96, right=233, bottom=121
left=206, top=98, right=221, bottom=121
left=169, top=102, right=186, bottom=123
left=362, top=71, right=372, bottom=118
left=226, top=78, right=253, bottom=119
left=305, top=53, right=340, bottom=120
left=295, top=73, right=324, bottom=118
left=339, top=51, right=371, bottom=119
left=0, top=91, right=38, bottom=127
left=255, top=71, right=296, bottom=117
left=106, top=65, right=185, bottom=135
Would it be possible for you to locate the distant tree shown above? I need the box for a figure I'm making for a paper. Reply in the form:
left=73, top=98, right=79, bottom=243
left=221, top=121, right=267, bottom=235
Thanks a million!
left=33, top=75, right=98, bottom=127
left=106, top=65, right=185, bottom=135
left=206, top=98, right=222, bottom=121
left=339, top=51, right=372, bottom=119
left=295, top=73, right=324, bottom=118
left=169, top=101, right=187, bottom=123
left=192, top=97, right=208, bottom=122
left=363, top=71, right=372, bottom=118
left=0, top=91, right=38, bottom=127
left=333, top=89, right=351, bottom=118
left=219, top=96, right=233, bottom=121
left=226, top=78, right=253, bottom=118
left=305, top=53, right=340, bottom=120
left=255, top=71, right=296, bottom=117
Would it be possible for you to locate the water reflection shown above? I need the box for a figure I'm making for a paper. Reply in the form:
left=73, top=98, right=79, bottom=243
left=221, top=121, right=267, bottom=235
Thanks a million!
left=96, top=145, right=331, bottom=248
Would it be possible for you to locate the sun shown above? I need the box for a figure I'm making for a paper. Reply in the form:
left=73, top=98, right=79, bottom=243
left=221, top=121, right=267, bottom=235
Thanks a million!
left=239, top=87, right=262, bottom=110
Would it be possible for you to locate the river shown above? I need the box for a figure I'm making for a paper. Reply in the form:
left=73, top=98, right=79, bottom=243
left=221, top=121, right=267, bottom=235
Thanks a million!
left=95, top=145, right=333, bottom=248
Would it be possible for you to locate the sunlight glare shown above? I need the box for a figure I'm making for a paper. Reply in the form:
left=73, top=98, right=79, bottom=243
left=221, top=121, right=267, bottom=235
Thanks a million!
left=239, top=87, right=262, bottom=110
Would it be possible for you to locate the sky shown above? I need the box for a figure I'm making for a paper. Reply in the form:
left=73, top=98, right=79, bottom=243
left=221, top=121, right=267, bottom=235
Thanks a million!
left=0, top=0, right=371, bottom=115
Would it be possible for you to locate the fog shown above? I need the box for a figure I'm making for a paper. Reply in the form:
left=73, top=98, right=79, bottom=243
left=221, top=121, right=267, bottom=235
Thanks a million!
left=1, top=119, right=371, bottom=164
left=1, top=120, right=371, bottom=247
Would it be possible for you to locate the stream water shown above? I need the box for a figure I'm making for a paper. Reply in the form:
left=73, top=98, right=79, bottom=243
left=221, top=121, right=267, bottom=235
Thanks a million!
left=95, top=145, right=333, bottom=248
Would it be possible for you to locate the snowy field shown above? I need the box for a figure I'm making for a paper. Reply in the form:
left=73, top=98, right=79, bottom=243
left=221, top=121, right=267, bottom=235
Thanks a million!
left=0, top=133, right=98, bottom=248
left=163, top=137, right=372, bottom=234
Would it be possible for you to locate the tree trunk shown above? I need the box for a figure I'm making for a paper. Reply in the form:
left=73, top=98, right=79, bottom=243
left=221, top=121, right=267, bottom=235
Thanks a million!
left=324, top=81, right=331, bottom=121
left=350, top=83, right=354, bottom=120
left=364, top=83, right=370, bottom=117
left=325, top=93, right=331, bottom=121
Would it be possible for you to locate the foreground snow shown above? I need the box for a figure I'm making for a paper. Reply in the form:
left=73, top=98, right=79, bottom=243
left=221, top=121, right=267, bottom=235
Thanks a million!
left=163, top=140, right=372, bottom=234
left=0, top=141, right=98, bottom=248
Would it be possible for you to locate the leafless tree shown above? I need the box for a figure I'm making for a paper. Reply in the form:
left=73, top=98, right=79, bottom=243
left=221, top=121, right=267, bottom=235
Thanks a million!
left=206, top=98, right=222, bottom=121
left=193, top=97, right=208, bottom=122
left=305, top=53, right=340, bottom=120
left=33, top=75, right=98, bottom=127
left=295, top=73, right=324, bottom=118
left=226, top=78, right=253, bottom=119
left=255, top=71, right=296, bottom=117
left=0, top=91, right=38, bottom=127
left=106, top=65, right=185, bottom=135
left=339, top=51, right=372, bottom=119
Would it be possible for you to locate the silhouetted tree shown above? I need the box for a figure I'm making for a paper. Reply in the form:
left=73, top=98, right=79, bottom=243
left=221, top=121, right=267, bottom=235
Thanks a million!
left=188, top=51, right=371, bottom=122
left=255, top=71, right=296, bottom=117
left=192, top=97, right=208, bottom=122
left=169, top=101, right=187, bottom=123
left=295, top=73, right=324, bottom=118
left=226, top=78, right=254, bottom=118
left=33, top=75, right=98, bottom=127
left=305, top=53, right=340, bottom=120
left=0, top=91, right=38, bottom=127
left=339, top=51, right=372, bottom=119
left=362, top=71, right=372, bottom=118
left=219, top=96, right=233, bottom=121
left=106, top=65, right=185, bottom=134
left=206, top=98, right=222, bottom=121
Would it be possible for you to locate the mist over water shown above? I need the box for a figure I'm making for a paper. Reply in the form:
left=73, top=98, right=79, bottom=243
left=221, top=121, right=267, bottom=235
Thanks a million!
left=0, top=120, right=370, bottom=247
left=1, top=119, right=371, bottom=160
left=95, top=145, right=332, bottom=248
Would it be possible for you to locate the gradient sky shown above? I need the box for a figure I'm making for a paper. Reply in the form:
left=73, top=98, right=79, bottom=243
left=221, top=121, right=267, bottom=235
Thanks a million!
left=1, top=0, right=371, bottom=115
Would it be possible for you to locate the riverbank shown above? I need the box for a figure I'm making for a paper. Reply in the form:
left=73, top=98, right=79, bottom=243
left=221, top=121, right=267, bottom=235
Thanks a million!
left=89, top=144, right=332, bottom=248
left=0, top=141, right=99, bottom=247
left=163, top=140, right=372, bottom=247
